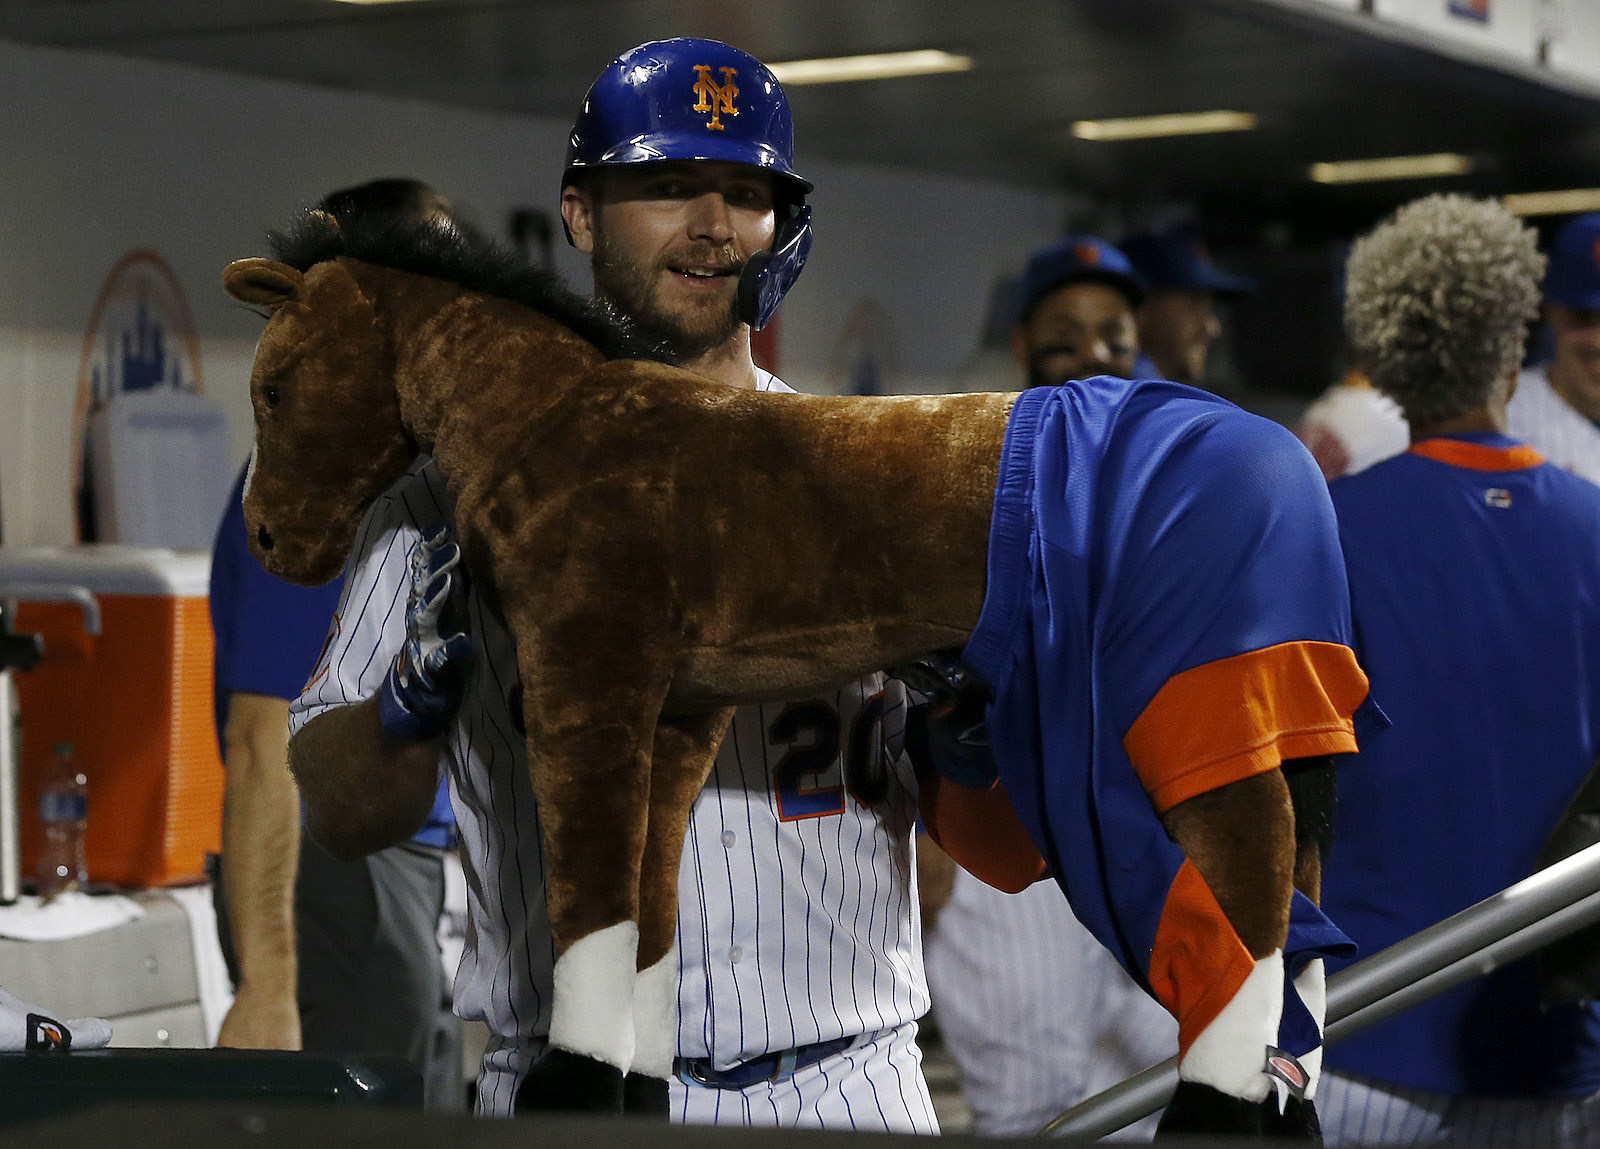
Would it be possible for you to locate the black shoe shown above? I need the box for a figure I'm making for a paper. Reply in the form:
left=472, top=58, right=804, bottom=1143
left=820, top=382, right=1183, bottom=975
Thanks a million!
left=623, top=1072, right=669, bottom=1118
left=515, top=1048, right=625, bottom=1116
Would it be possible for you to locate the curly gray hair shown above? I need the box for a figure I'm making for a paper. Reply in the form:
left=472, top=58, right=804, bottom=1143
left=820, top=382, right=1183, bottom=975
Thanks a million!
left=1344, top=193, right=1544, bottom=427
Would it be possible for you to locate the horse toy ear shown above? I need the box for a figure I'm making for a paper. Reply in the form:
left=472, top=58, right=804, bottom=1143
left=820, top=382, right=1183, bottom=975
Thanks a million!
left=223, top=258, right=305, bottom=308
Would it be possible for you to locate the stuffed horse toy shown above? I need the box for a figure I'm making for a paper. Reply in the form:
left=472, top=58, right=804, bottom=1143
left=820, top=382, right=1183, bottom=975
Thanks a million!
left=224, top=212, right=1364, bottom=1134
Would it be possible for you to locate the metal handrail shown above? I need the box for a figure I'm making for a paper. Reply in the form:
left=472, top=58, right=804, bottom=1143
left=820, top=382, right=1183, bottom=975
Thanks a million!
left=1042, top=841, right=1600, bottom=1139
left=0, top=584, right=102, bottom=637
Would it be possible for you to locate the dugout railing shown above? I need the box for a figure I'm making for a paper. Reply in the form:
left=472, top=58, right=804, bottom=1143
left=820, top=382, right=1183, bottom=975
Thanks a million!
left=1042, top=839, right=1600, bottom=1139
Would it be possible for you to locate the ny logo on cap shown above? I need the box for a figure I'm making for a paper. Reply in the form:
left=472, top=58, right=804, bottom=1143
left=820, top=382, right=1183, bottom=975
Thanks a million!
left=692, top=65, right=740, bottom=131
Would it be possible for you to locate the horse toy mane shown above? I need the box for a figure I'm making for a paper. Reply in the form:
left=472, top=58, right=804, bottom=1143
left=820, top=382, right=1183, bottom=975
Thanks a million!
left=223, top=210, right=1333, bottom=1122
left=265, top=210, right=668, bottom=364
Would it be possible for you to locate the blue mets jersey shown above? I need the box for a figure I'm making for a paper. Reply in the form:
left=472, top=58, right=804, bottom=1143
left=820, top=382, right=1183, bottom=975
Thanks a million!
left=958, top=378, right=1370, bottom=1060
left=1324, top=432, right=1600, bottom=1097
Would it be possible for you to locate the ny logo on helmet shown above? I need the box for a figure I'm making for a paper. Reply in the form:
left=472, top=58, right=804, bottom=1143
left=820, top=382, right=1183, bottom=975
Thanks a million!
left=692, top=65, right=740, bottom=131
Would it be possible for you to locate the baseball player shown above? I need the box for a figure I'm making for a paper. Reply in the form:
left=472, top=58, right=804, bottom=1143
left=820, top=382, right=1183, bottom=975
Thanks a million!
left=1507, top=212, right=1600, bottom=486
left=1119, top=230, right=1252, bottom=388
left=286, top=39, right=938, bottom=1131
left=1320, top=195, right=1600, bottom=1145
left=924, top=236, right=1178, bottom=1139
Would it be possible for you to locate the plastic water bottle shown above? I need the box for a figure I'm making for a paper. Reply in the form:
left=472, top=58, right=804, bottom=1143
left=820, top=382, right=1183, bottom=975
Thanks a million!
left=36, top=742, right=87, bottom=899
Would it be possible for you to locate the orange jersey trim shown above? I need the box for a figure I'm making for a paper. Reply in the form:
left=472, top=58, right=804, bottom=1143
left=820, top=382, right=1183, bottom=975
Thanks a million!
left=919, top=774, right=1049, bottom=894
left=1123, top=640, right=1367, bottom=814
left=1148, top=858, right=1257, bottom=1057
left=1407, top=438, right=1544, bottom=472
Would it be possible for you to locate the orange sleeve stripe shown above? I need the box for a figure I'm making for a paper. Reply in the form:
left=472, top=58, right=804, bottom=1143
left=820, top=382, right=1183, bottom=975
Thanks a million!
left=1148, top=858, right=1257, bottom=1057
left=919, top=774, right=1049, bottom=894
left=1123, top=640, right=1368, bottom=814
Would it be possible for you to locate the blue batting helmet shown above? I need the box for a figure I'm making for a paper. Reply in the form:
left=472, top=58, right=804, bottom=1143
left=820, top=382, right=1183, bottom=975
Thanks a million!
left=564, top=38, right=813, bottom=329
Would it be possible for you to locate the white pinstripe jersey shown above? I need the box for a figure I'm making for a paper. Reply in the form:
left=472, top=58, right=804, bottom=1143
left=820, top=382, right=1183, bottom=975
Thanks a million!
left=289, top=369, right=930, bottom=1077
left=1293, top=379, right=1408, bottom=482
left=1507, top=364, right=1600, bottom=487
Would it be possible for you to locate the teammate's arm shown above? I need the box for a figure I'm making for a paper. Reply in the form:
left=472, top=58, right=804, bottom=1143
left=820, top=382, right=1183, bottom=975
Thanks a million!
left=215, top=691, right=302, bottom=1050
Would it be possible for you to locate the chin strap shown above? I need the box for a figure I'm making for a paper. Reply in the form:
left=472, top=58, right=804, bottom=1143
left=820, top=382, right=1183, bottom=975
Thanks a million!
left=737, top=204, right=813, bottom=330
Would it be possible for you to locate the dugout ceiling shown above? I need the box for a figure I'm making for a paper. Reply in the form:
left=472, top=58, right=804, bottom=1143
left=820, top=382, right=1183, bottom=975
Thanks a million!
left=4, top=0, right=1599, bottom=236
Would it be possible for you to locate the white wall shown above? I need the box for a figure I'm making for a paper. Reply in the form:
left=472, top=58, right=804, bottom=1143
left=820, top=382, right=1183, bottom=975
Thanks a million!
left=0, top=37, right=1070, bottom=545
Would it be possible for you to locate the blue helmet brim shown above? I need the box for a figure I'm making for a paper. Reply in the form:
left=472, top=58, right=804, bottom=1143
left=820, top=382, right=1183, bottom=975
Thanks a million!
left=565, top=131, right=812, bottom=199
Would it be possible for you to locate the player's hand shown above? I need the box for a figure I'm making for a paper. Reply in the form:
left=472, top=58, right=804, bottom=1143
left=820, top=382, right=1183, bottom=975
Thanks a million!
left=379, top=521, right=474, bottom=741
left=216, top=980, right=302, bottom=1051
left=893, top=652, right=998, bottom=789
left=1156, top=1079, right=1322, bottom=1141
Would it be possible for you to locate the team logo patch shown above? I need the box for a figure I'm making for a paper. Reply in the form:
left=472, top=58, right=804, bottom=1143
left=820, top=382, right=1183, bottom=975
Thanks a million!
left=1072, top=242, right=1101, bottom=267
left=1592, top=237, right=1600, bottom=272
left=26, top=1013, right=70, bottom=1052
left=303, top=612, right=343, bottom=691
left=1485, top=487, right=1512, bottom=509
left=692, top=64, right=739, bottom=131
left=1447, top=0, right=1490, bottom=22
left=1263, top=1045, right=1308, bottom=1113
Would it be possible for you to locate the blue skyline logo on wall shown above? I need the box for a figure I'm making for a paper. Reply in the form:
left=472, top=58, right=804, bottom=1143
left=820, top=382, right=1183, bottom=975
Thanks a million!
left=89, top=293, right=190, bottom=399
left=73, top=250, right=204, bottom=541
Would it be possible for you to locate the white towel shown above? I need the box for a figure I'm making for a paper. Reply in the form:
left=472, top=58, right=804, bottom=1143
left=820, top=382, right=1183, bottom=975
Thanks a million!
left=0, top=890, right=144, bottom=942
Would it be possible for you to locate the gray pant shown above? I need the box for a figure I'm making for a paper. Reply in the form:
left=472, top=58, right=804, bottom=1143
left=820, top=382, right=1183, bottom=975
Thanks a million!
left=214, top=837, right=462, bottom=1110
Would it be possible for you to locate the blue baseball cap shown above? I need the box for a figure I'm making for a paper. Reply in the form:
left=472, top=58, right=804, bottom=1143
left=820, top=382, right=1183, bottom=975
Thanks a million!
left=1120, top=232, right=1253, bottom=298
left=1016, top=236, right=1145, bottom=322
left=1545, top=213, right=1600, bottom=310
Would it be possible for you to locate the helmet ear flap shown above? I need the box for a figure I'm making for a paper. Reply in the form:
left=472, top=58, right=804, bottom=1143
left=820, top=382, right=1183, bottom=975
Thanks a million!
left=738, top=204, right=813, bottom=330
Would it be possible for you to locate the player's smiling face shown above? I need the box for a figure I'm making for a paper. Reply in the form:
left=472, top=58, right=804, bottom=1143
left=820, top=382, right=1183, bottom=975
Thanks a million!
left=563, top=161, right=777, bottom=358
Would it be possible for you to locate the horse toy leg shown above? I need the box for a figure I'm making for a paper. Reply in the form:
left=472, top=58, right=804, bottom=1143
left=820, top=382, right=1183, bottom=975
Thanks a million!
left=508, top=600, right=678, bottom=1112
left=1162, top=771, right=1295, bottom=959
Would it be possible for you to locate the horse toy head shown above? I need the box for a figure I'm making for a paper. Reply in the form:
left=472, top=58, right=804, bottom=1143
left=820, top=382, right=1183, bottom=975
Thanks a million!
left=222, top=211, right=656, bottom=586
left=224, top=228, right=415, bottom=585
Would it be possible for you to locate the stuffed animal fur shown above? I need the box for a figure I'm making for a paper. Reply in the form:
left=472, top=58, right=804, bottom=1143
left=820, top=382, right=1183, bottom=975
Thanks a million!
left=223, top=212, right=1321, bottom=1117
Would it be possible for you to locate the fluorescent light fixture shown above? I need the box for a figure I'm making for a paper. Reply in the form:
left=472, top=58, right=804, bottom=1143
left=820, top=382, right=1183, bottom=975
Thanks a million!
left=1309, top=153, right=1474, bottom=184
left=1070, top=110, right=1257, bottom=141
left=1503, top=188, right=1600, bottom=216
left=326, top=0, right=428, bottom=5
left=767, top=50, right=972, bottom=86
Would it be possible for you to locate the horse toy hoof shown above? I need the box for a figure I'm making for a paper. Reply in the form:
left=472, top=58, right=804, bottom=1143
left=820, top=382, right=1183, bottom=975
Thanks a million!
left=623, top=1072, right=670, bottom=1117
left=515, top=1048, right=625, bottom=1116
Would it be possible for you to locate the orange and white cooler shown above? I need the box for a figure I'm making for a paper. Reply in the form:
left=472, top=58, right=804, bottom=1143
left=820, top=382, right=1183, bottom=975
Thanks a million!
left=0, top=546, right=222, bottom=888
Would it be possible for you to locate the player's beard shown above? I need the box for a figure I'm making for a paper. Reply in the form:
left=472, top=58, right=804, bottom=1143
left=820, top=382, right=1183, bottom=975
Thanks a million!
left=592, top=228, right=744, bottom=362
left=1026, top=353, right=1069, bottom=390
left=1026, top=349, right=1100, bottom=390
